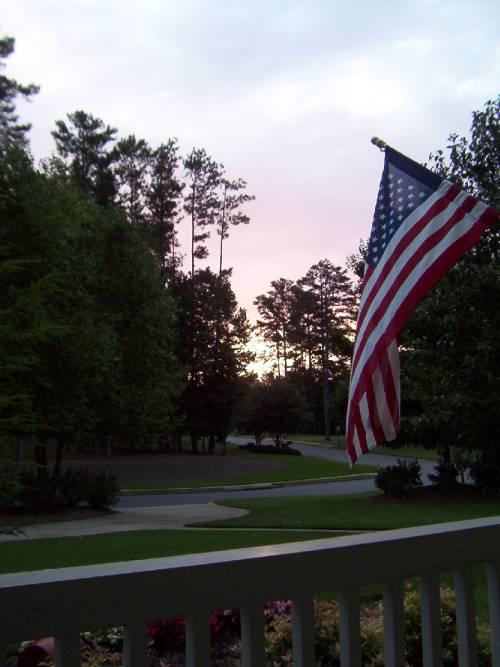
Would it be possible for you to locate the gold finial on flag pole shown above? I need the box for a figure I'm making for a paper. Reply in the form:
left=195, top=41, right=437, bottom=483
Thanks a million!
left=371, top=136, right=387, bottom=151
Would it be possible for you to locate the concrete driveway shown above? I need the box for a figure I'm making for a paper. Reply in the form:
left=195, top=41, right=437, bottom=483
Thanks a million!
left=0, top=503, right=248, bottom=543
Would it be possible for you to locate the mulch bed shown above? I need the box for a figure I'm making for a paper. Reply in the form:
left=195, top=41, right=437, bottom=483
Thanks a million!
left=60, top=452, right=287, bottom=486
left=373, top=483, right=500, bottom=504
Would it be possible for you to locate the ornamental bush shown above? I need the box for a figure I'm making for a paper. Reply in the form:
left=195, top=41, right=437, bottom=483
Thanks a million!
left=21, top=586, right=491, bottom=666
left=375, top=458, right=422, bottom=498
left=83, top=470, right=120, bottom=509
left=17, top=466, right=119, bottom=510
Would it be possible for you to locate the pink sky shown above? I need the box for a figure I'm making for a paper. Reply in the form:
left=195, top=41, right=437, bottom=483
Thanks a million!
left=3, top=0, right=499, bottom=321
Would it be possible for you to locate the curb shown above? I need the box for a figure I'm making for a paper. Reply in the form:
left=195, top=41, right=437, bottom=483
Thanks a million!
left=120, top=473, right=377, bottom=496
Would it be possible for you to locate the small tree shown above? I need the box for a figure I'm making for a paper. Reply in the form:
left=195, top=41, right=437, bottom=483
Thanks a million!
left=238, top=377, right=311, bottom=447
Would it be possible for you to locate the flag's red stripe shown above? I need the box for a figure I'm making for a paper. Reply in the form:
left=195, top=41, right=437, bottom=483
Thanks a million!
left=364, top=379, right=386, bottom=444
left=379, top=344, right=399, bottom=433
left=351, top=194, right=481, bottom=382
left=355, top=184, right=461, bottom=336
left=347, top=212, right=493, bottom=427
left=354, top=405, right=368, bottom=454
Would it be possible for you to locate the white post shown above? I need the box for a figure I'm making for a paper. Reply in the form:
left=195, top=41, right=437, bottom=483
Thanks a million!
left=292, top=594, right=315, bottom=666
left=123, top=623, right=148, bottom=667
left=339, top=587, right=361, bottom=667
left=487, top=562, right=500, bottom=667
left=54, top=633, right=81, bottom=667
left=420, top=572, right=442, bottom=667
left=241, top=604, right=265, bottom=667
left=383, top=579, right=405, bottom=667
left=185, top=613, right=211, bottom=667
left=455, top=567, right=478, bottom=667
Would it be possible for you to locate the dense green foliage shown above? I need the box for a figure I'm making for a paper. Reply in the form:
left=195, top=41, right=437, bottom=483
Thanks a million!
left=400, top=96, right=499, bottom=487
left=0, top=36, right=255, bottom=511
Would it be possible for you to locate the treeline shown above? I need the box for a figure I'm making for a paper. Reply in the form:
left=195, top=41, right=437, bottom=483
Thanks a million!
left=252, top=260, right=357, bottom=437
left=0, top=36, right=253, bottom=471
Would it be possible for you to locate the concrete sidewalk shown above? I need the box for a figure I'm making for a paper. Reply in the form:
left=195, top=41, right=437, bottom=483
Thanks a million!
left=0, top=503, right=249, bottom=542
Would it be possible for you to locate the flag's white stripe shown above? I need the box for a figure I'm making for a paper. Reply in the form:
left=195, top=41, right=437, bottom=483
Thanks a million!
left=359, top=394, right=377, bottom=448
left=350, top=200, right=485, bottom=395
left=355, top=184, right=466, bottom=356
left=358, top=181, right=455, bottom=315
left=373, top=366, right=397, bottom=441
left=352, top=195, right=486, bottom=389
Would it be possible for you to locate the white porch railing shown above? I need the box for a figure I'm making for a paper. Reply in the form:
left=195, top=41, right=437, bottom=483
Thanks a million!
left=0, top=516, right=499, bottom=667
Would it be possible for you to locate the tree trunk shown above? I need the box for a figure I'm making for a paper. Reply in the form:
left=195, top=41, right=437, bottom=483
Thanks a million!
left=14, top=434, right=23, bottom=462
left=322, top=367, right=331, bottom=441
left=208, top=433, right=216, bottom=454
left=53, top=435, right=66, bottom=477
left=191, top=430, right=198, bottom=454
left=34, top=443, right=47, bottom=473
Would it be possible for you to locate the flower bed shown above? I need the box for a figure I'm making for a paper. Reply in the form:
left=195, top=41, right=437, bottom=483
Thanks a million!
left=14, top=586, right=492, bottom=666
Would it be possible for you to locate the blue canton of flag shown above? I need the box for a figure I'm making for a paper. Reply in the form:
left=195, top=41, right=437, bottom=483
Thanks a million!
left=367, top=154, right=439, bottom=268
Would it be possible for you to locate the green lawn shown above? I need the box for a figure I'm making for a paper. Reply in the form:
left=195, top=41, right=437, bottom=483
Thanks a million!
left=122, top=449, right=375, bottom=491
left=288, top=433, right=439, bottom=461
left=194, top=492, right=500, bottom=531
left=0, top=529, right=334, bottom=575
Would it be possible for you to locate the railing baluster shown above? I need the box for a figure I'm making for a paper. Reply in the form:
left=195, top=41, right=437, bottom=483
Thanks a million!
left=455, top=567, right=478, bottom=667
left=241, top=604, right=265, bottom=667
left=123, top=623, right=148, bottom=667
left=185, top=613, right=211, bottom=667
left=339, top=586, right=361, bottom=667
left=487, top=562, right=500, bottom=667
left=292, top=594, right=315, bottom=666
left=383, top=579, right=405, bottom=667
left=54, top=632, right=81, bottom=666
left=420, top=572, right=442, bottom=667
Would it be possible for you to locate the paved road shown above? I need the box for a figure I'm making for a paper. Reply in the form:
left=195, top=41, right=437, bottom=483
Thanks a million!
left=120, top=439, right=436, bottom=509
left=119, top=477, right=374, bottom=508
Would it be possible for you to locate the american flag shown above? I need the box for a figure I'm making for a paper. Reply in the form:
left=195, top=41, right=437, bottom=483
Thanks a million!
left=346, top=146, right=498, bottom=466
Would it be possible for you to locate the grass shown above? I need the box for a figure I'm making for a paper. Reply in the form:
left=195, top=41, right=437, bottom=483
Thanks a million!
left=122, top=448, right=375, bottom=491
left=288, top=433, right=439, bottom=461
left=194, top=491, right=500, bottom=531
left=0, top=529, right=336, bottom=575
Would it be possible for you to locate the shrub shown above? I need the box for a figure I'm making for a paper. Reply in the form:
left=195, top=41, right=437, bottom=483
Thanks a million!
left=375, top=459, right=422, bottom=498
left=16, top=466, right=119, bottom=511
left=469, top=450, right=500, bottom=493
left=428, top=462, right=459, bottom=492
left=56, top=467, right=89, bottom=508
left=265, top=586, right=491, bottom=666
left=0, top=460, right=24, bottom=509
left=49, top=587, right=492, bottom=666
left=18, top=467, right=60, bottom=510
left=84, top=470, right=120, bottom=509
